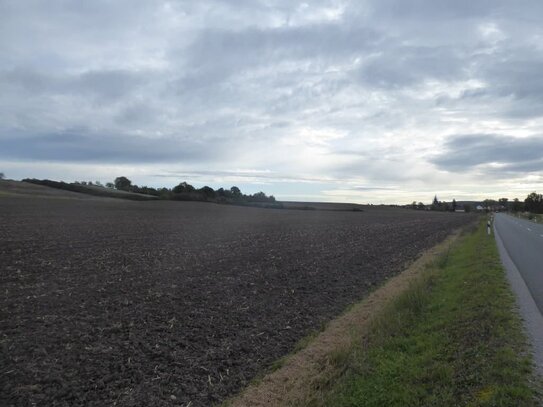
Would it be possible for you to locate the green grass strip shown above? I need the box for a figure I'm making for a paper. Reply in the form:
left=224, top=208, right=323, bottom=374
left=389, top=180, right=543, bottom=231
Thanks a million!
left=321, top=221, right=539, bottom=406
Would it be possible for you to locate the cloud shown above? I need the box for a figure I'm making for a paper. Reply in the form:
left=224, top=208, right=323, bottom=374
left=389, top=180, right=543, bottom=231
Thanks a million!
left=432, top=134, right=543, bottom=173
left=0, top=68, right=145, bottom=100
left=2, top=0, right=543, bottom=202
left=0, top=131, right=222, bottom=164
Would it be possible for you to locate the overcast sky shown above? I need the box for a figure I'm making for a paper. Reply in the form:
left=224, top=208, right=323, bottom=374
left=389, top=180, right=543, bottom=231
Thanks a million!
left=2, top=0, right=543, bottom=203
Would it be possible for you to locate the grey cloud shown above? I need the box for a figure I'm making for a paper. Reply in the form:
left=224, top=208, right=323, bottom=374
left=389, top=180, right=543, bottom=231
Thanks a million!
left=432, top=134, right=543, bottom=172
left=352, top=186, right=397, bottom=191
left=357, top=45, right=467, bottom=89
left=0, top=68, right=145, bottom=101
left=363, top=0, right=503, bottom=20
left=3, top=0, right=543, bottom=202
left=156, top=170, right=336, bottom=184
left=0, top=131, right=221, bottom=164
left=173, top=23, right=382, bottom=92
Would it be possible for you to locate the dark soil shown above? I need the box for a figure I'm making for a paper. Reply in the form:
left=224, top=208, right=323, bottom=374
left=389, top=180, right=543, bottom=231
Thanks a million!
left=0, top=197, right=476, bottom=406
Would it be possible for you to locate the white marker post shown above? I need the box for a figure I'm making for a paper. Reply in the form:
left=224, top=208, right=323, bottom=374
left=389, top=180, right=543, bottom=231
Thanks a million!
left=487, top=219, right=491, bottom=236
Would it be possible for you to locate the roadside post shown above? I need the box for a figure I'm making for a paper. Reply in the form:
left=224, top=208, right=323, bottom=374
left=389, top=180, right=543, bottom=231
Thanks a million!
left=487, top=219, right=491, bottom=235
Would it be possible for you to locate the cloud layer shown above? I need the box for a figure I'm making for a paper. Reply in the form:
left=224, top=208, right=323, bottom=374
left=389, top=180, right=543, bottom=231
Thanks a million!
left=2, top=0, right=543, bottom=202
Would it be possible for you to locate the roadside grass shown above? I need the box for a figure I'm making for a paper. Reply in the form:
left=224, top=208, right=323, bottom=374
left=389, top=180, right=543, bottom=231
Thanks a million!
left=516, top=212, right=543, bottom=223
left=307, top=220, right=540, bottom=406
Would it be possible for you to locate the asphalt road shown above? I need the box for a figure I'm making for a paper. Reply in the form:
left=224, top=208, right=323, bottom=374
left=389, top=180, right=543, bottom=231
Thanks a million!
left=494, top=212, right=543, bottom=375
left=494, top=213, right=543, bottom=314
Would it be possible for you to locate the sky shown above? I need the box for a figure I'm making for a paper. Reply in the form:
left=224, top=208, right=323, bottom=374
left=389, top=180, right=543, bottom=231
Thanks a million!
left=1, top=0, right=543, bottom=204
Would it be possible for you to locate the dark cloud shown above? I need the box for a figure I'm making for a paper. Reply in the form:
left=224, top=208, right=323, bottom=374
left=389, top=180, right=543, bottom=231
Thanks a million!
left=0, top=131, right=221, bottom=164
left=0, top=68, right=144, bottom=100
left=432, top=134, right=543, bottom=172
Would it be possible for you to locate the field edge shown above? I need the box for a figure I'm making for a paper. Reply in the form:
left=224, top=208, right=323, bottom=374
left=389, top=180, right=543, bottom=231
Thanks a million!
left=225, top=225, right=469, bottom=407
left=315, top=220, right=541, bottom=406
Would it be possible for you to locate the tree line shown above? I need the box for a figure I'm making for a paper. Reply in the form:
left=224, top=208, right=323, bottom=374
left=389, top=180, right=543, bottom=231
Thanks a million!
left=110, top=176, right=276, bottom=204
left=410, top=196, right=469, bottom=212
left=22, top=176, right=277, bottom=205
left=409, top=192, right=543, bottom=214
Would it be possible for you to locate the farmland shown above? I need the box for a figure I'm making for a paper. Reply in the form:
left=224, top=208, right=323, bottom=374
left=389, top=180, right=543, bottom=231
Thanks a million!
left=0, top=195, right=475, bottom=406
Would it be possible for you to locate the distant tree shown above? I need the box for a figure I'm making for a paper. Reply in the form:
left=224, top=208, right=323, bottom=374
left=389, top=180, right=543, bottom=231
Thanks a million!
left=198, top=186, right=216, bottom=199
left=106, top=182, right=115, bottom=189
left=114, top=176, right=132, bottom=191
left=230, top=186, right=242, bottom=199
left=250, top=192, right=268, bottom=202
left=173, top=181, right=195, bottom=194
left=452, top=199, right=457, bottom=211
left=524, top=192, right=543, bottom=214
left=431, top=195, right=440, bottom=210
left=216, top=187, right=233, bottom=199
left=512, top=198, right=523, bottom=212
left=417, top=202, right=425, bottom=210
left=482, top=199, right=498, bottom=208
left=0, top=172, right=4, bottom=180
left=95, top=181, right=103, bottom=187
left=498, top=198, right=509, bottom=209
left=411, top=201, right=417, bottom=209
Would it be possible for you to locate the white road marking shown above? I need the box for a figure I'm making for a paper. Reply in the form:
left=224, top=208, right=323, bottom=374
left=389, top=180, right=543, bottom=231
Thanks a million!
left=527, top=228, right=532, bottom=231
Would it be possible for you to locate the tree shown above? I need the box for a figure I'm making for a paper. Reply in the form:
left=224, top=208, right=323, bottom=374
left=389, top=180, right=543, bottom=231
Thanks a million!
left=216, top=187, right=233, bottom=198
left=512, top=198, right=523, bottom=212
left=0, top=172, right=4, bottom=180
left=114, top=176, right=132, bottom=191
left=106, top=182, right=115, bottom=189
left=198, top=186, right=216, bottom=199
left=173, top=182, right=195, bottom=194
left=431, top=195, right=440, bottom=210
left=524, top=192, right=543, bottom=214
left=230, top=186, right=242, bottom=199
left=452, top=199, right=457, bottom=212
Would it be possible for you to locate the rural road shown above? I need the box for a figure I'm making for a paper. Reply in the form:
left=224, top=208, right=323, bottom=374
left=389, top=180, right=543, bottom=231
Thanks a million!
left=494, top=213, right=543, bottom=375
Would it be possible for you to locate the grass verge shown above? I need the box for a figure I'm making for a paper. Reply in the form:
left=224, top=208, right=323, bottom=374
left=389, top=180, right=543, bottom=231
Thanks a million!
left=516, top=212, right=543, bottom=223
left=310, top=221, right=540, bottom=406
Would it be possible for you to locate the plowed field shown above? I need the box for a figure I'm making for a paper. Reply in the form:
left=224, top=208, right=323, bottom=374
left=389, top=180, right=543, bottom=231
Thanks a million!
left=0, top=197, right=475, bottom=406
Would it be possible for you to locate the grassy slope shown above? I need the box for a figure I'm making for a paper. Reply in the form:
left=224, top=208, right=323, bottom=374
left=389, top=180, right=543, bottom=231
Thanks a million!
left=315, top=221, right=539, bottom=406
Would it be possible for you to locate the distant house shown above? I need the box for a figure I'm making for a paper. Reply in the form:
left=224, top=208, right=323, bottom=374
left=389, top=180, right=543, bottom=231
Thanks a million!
left=476, top=205, right=484, bottom=211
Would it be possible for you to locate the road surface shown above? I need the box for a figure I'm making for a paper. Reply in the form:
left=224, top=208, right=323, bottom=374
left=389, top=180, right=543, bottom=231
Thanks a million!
left=494, top=213, right=543, bottom=375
